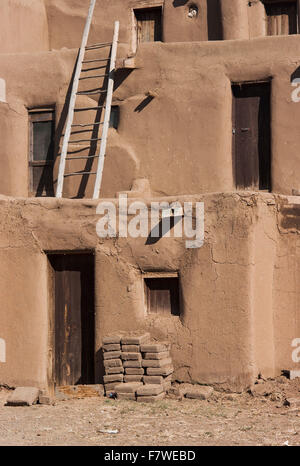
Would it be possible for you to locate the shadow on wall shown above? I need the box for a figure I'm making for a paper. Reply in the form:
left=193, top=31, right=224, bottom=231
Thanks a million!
left=290, top=66, right=300, bottom=106
left=51, top=54, right=79, bottom=198
left=74, top=58, right=111, bottom=199
left=74, top=68, right=134, bottom=199
left=291, top=65, right=300, bottom=82
left=173, top=0, right=189, bottom=6
left=145, top=215, right=182, bottom=245
left=95, top=348, right=105, bottom=384
left=207, top=0, right=223, bottom=40
left=134, top=95, right=155, bottom=113
left=114, top=69, right=134, bottom=90
left=52, top=55, right=134, bottom=199
left=35, top=138, right=56, bottom=197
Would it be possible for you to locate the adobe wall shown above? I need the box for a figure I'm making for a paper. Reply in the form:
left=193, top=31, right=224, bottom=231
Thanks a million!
left=274, top=198, right=300, bottom=376
left=221, top=0, right=268, bottom=40
left=0, top=1, right=299, bottom=392
left=0, top=1, right=287, bottom=55
left=0, top=192, right=299, bottom=392
left=0, top=0, right=49, bottom=54
left=43, top=0, right=279, bottom=49
left=0, top=36, right=300, bottom=198
left=44, top=0, right=220, bottom=51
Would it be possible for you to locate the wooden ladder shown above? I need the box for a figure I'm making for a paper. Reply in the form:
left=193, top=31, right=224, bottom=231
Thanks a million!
left=56, top=0, right=119, bottom=199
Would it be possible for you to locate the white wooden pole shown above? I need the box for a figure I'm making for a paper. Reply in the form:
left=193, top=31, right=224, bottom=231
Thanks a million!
left=56, top=0, right=97, bottom=198
left=93, top=21, right=119, bottom=200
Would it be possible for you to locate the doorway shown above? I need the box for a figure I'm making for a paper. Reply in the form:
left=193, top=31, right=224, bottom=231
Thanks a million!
left=232, top=81, right=271, bottom=191
left=134, top=7, right=163, bottom=44
left=48, top=253, right=95, bottom=386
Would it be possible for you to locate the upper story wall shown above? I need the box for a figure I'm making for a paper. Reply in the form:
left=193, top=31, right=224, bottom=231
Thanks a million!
left=0, top=1, right=300, bottom=199
left=1, top=35, right=300, bottom=198
left=0, top=0, right=49, bottom=53
left=0, top=1, right=297, bottom=55
left=44, top=0, right=298, bottom=52
left=44, top=0, right=222, bottom=51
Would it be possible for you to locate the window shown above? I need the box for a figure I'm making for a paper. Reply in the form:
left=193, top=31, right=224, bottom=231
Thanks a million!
left=135, top=7, right=163, bottom=44
left=109, top=106, right=120, bottom=129
left=29, top=109, right=55, bottom=197
left=144, top=275, right=180, bottom=316
left=263, top=0, right=298, bottom=35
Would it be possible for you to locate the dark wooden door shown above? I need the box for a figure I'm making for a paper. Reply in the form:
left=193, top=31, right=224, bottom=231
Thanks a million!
left=49, top=254, right=95, bottom=386
left=135, top=8, right=162, bottom=43
left=232, top=82, right=271, bottom=191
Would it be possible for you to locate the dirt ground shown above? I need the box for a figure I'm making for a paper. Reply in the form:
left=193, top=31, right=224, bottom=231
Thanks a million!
left=0, top=377, right=300, bottom=446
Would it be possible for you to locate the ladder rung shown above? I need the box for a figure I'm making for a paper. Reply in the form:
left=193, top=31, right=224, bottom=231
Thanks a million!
left=74, top=105, right=106, bottom=111
left=58, top=149, right=90, bottom=156
left=85, top=46, right=111, bottom=51
left=69, top=137, right=102, bottom=143
left=82, top=66, right=107, bottom=72
left=71, top=122, right=104, bottom=127
left=65, top=129, right=94, bottom=136
left=82, top=58, right=110, bottom=63
left=77, top=89, right=108, bottom=96
left=85, top=42, right=112, bottom=50
left=56, top=19, right=119, bottom=199
left=65, top=129, right=93, bottom=136
left=87, top=41, right=112, bottom=46
left=64, top=171, right=97, bottom=177
left=62, top=131, right=92, bottom=137
left=79, top=75, right=108, bottom=80
left=66, top=155, right=99, bottom=160
left=64, top=147, right=91, bottom=154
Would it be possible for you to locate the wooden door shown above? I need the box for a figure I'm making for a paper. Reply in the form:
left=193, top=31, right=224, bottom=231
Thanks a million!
left=135, top=8, right=162, bottom=44
left=49, top=254, right=95, bottom=386
left=232, top=82, right=271, bottom=191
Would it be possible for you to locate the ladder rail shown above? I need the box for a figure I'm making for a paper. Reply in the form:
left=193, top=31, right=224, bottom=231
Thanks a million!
left=93, top=20, right=119, bottom=199
left=56, top=0, right=97, bottom=198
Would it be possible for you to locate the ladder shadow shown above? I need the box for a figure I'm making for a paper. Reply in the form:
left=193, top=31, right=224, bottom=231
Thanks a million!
left=52, top=52, right=80, bottom=196
left=72, top=66, right=108, bottom=199
left=73, top=67, right=134, bottom=199
left=35, top=136, right=55, bottom=197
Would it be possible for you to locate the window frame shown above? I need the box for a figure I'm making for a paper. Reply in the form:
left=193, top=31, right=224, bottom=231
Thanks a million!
left=109, top=105, right=120, bottom=130
left=131, top=1, right=164, bottom=53
left=143, top=272, right=181, bottom=317
left=28, top=107, right=56, bottom=196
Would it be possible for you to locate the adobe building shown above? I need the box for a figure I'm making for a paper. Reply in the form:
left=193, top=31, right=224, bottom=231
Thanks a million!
left=0, top=0, right=300, bottom=394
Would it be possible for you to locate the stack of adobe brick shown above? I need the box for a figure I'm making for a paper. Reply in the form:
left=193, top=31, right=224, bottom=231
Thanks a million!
left=102, top=333, right=174, bottom=401
left=135, top=341, right=173, bottom=403
left=102, top=335, right=124, bottom=395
